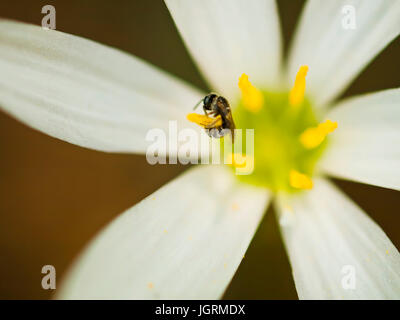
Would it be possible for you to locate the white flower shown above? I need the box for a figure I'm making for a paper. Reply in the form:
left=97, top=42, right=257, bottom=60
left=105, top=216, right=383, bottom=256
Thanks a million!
left=0, top=0, right=399, bottom=299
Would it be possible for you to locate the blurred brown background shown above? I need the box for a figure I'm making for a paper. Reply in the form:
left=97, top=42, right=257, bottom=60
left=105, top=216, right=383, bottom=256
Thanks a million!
left=0, top=0, right=399, bottom=299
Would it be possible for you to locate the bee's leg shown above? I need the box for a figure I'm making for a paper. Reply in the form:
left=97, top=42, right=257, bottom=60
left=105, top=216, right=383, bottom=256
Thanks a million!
left=209, top=111, right=218, bottom=118
left=204, top=118, right=222, bottom=129
left=207, top=127, right=226, bottom=139
left=203, top=106, right=218, bottom=117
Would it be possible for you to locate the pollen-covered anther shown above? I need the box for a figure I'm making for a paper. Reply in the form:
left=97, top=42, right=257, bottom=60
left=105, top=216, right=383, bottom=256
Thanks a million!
left=289, top=170, right=313, bottom=190
left=238, top=74, right=264, bottom=112
left=300, top=119, right=338, bottom=149
left=186, top=113, right=222, bottom=128
left=289, top=65, right=308, bottom=107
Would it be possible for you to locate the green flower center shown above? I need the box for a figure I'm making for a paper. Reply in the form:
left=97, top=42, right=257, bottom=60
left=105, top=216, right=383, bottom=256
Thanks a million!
left=232, top=90, right=328, bottom=193
left=187, top=67, right=337, bottom=194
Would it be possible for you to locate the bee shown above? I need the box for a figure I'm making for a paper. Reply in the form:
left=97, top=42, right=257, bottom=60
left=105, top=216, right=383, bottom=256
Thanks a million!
left=194, top=93, right=236, bottom=141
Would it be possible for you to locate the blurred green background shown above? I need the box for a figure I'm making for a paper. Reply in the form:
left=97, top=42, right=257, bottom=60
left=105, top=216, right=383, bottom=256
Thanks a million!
left=0, top=0, right=399, bottom=299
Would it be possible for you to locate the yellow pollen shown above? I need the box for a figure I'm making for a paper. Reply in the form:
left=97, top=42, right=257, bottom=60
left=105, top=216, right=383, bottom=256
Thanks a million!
left=147, top=282, right=154, bottom=289
left=300, top=119, right=338, bottom=149
left=238, top=74, right=264, bottom=112
left=289, top=65, right=308, bottom=107
left=186, top=113, right=222, bottom=128
left=226, top=153, right=251, bottom=169
left=289, top=170, right=313, bottom=190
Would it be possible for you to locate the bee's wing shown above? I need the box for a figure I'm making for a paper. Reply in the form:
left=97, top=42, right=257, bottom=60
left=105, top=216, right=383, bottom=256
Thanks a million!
left=224, top=110, right=235, bottom=130
left=216, top=98, right=236, bottom=141
left=215, top=99, right=233, bottom=127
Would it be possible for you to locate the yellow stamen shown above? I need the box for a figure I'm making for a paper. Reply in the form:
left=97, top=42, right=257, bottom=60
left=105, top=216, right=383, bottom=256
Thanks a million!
left=238, top=74, right=264, bottom=112
left=289, top=65, right=308, bottom=107
left=319, top=119, right=338, bottom=134
left=300, top=119, right=338, bottom=149
left=289, top=170, right=313, bottom=190
left=186, top=113, right=222, bottom=128
left=226, top=153, right=251, bottom=169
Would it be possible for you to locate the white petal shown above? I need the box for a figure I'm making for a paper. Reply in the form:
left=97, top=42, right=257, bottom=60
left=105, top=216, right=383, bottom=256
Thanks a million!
left=276, top=178, right=400, bottom=299
left=320, top=89, right=400, bottom=191
left=288, top=0, right=400, bottom=107
left=57, top=165, right=269, bottom=299
left=0, top=19, right=202, bottom=153
left=165, top=0, right=282, bottom=101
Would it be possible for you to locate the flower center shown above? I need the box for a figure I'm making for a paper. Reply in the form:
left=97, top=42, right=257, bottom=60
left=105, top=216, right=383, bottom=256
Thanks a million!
left=234, top=67, right=337, bottom=192
left=188, top=66, right=337, bottom=193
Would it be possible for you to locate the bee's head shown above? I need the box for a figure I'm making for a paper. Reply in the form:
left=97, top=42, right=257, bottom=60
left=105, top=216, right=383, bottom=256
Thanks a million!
left=203, top=93, right=217, bottom=110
